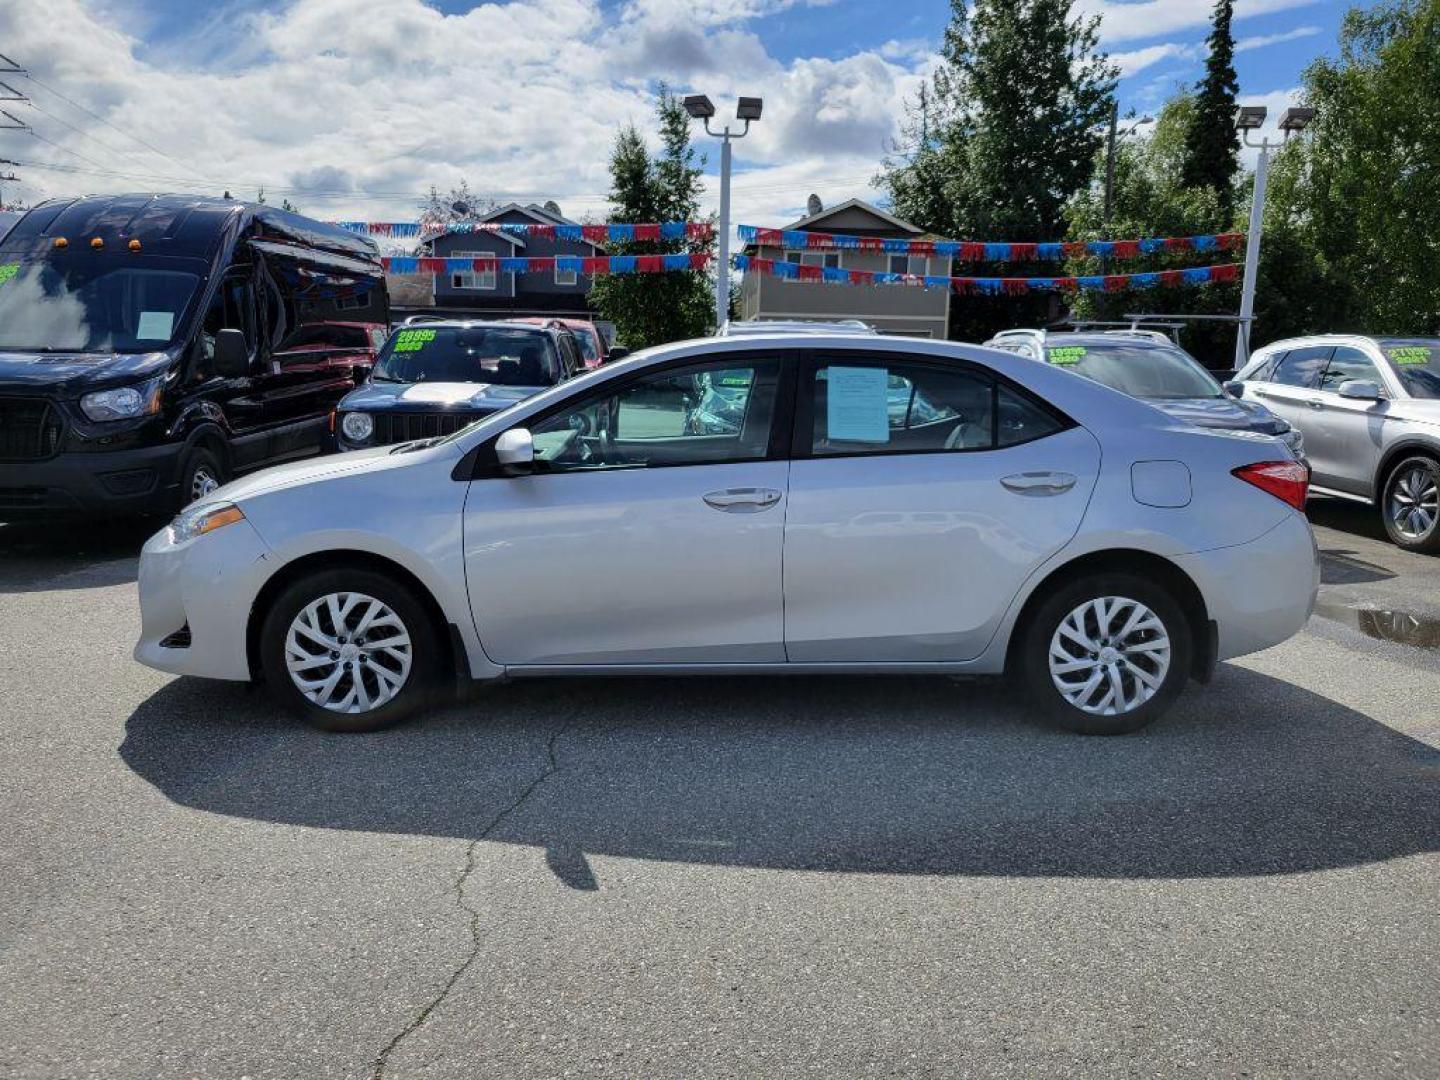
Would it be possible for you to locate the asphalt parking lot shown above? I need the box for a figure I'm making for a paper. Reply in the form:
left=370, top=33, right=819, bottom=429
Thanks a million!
left=2, top=500, right=1437, bottom=1079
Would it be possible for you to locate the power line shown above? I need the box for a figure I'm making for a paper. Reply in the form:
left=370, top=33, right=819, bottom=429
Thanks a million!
left=27, top=130, right=114, bottom=174
left=22, top=99, right=154, bottom=166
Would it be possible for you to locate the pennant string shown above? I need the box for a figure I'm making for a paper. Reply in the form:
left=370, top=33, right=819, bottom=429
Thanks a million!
left=736, top=225, right=1245, bottom=262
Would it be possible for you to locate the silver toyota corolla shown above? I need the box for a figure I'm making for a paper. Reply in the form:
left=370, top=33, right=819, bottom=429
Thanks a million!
left=1234, top=335, right=1440, bottom=553
left=135, top=331, right=1318, bottom=736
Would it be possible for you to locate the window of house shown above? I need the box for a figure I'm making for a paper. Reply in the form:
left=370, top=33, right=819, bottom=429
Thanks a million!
left=451, top=250, right=496, bottom=291
left=888, top=254, right=928, bottom=276
left=555, top=264, right=578, bottom=287
left=785, top=250, right=840, bottom=269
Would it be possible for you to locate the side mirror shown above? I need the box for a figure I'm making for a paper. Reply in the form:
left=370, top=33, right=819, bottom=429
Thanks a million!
left=213, top=329, right=250, bottom=378
left=495, top=427, right=534, bottom=475
left=605, top=346, right=630, bottom=364
left=1222, top=380, right=1245, bottom=397
left=1338, top=379, right=1382, bottom=401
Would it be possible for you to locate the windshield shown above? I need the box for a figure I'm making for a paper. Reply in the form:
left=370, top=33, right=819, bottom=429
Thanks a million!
left=1046, top=341, right=1222, bottom=399
left=1378, top=339, right=1440, bottom=400
left=0, top=257, right=201, bottom=353
left=372, top=326, right=560, bottom=385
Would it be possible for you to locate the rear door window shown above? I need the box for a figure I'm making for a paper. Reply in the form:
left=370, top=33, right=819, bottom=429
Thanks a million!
left=1271, top=346, right=1331, bottom=389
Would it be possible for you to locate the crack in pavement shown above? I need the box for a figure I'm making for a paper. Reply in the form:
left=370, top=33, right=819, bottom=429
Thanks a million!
left=369, top=709, right=579, bottom=1080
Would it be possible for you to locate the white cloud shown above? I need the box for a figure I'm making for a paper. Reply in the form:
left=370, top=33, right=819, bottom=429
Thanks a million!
left=1110, top=42, right=1201, bottom=77
left=1236, top=25, right=1322, bottom=52
left=1078, top=0, right=1321, bottom=44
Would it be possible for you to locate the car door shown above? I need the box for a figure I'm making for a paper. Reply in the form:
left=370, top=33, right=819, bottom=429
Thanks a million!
left=782, top=351, right=1101, bottom=663
left=1308, top=344, right=1392, bottom=496
left=1247, top=345, right=1331, bottom=436
left=462, top=351, right=792, bottom=666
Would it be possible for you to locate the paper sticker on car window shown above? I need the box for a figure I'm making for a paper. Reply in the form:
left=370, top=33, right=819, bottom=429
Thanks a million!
left=136, top=311, right=174, bottom=340
left=1387, top=346, right=1434, bottom=366
left=1048, top=346, right=1086, bottom=365
left=392, top=328, right=436, bottom=353
left=0, top=263, right=19, bottom=286
left=826, top=366, right=890, bottom=443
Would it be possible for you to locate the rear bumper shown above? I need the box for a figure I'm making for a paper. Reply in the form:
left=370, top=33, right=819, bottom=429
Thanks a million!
left=134, top=516, right=276, bottom=681
left=0, top=443, right=183, bottom=520
left=1175, top=511, right=1319, bottom=663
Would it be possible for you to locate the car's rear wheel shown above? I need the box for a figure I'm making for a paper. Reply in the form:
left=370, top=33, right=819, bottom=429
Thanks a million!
left=1020, top=573, right=1192, bottom=735
left=259, top=568, right=441, bottom=732
left=1381, top=455, right=1440, bottom=554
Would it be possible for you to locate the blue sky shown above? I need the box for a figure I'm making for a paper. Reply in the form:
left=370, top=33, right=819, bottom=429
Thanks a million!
left=3, top=0, right=1362, bottom=228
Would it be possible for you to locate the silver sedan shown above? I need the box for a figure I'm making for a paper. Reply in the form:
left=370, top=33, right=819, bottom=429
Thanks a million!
left=135, top=332, right=1317, bottom=736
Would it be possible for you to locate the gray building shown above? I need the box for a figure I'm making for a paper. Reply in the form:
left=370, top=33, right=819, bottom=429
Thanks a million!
left=737, top=199, right=952, bottom=338
left=391, top=202, right=601, bottom=319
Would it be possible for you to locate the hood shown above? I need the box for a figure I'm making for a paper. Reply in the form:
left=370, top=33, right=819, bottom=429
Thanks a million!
left=1148, top=395, right=1288, bottom=436
left=339, top=380, right=542, bottom=414
left=0, top=349, right=172, bottom=396
left=1387, top=396, right=1440, bottom=426
left=205, top=442, right=441, bottom=506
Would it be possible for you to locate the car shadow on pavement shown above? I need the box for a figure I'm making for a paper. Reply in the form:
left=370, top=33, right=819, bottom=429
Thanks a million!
left=0, top=518, right=155, bottom=593
left=120, top=665, right=1440, bottom=884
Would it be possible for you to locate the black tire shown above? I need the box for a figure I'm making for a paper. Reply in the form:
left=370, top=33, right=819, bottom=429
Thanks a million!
left=176, top=444, right=227, bottom=510
left=1380, top=455, right=1440, bottom=554
left=259, top=568, right=442, bottom=733
left=1019, top=572, right=1192, bottom=736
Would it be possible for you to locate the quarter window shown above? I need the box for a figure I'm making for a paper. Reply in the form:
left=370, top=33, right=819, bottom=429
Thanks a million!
left=1272, top=345, right=1331, bottom=388
left=1319, top=346, right=1383, bottom=393
left=528, top=357, right=782, bottom=472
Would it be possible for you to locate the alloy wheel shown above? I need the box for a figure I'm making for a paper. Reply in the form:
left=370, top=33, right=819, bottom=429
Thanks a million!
left=1048, top=596, right=1172, bottom=717
left=1388, top=464, right=1439, bottom=540
left=284, top=592, right=413, bottom=714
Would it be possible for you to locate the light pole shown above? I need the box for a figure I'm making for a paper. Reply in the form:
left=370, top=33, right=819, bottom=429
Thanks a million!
left=1102, top=105, right=1153, bottom=234
left=1233, top=104, right=1315, bottom=369
left=684, top=94, right=763, bottom=331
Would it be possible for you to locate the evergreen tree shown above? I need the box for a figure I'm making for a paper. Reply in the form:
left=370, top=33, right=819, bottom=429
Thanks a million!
left=1181, top=0, right=1241, bottom=215
left=590, top=88, right=714, bottom=348
left=879, top=0, right=1117, bottom=340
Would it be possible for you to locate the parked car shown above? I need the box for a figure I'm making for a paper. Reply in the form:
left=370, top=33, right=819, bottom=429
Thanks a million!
left=135, top=330, right=1316, bottom=737
left=1232, top=335, right=1440, bottom=552
left=0, top=193, right=388, bottom=519
left=985, top=329, right=1306, bottom=460
left=506, top=316, right=614, bottom=368
left=333, top=320, right=583, bottom=450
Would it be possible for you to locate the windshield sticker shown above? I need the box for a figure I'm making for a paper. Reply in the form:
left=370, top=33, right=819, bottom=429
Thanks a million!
left=0, top=263, right=19, bottom=287
left=136, top=311, right=175, bottom=340
left=1048, top=346, right=1087, bottom=366
left=1387, top=346, right=1434, bottom=366
left=392, top=328, right=437, bottom=353
left=826, top=366, right=890, bottom=443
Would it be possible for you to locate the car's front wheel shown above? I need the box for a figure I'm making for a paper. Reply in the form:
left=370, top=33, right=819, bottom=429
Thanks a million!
left=1020, top=573, right=1192, bottom=735
left=1381, top=455, right=1440, bottom=554
left=259, top=568, right=441, bottom=732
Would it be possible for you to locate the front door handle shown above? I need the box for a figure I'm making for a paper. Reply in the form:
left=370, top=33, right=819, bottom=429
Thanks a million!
left=703, top=487, right=783, bottom=513
left=1000, top=471, right=1077, bottom=496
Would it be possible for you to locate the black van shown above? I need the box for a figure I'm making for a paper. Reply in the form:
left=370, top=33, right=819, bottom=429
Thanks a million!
left=0, top=193, right=389, bottom=520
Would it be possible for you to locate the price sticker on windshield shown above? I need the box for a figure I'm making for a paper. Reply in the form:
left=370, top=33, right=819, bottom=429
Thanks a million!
left=1048, top=346, right=1087, bottom=366
left=392, top=328, right=436, bottom=353
left=1387, top=346, right=1433, bottom=366
left=0, top=263, right=19, bottom=287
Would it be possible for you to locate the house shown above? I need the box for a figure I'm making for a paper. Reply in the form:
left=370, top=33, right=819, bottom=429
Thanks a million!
left=388, top=202, right=601, bottom=320
left=736, top=198, right=952, bottom=338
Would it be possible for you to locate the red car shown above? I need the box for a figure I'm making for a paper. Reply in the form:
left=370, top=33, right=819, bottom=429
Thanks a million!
left=507, top=317, right=610, bottom=369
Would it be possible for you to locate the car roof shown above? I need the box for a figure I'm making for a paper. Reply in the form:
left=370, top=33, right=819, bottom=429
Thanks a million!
left=1250, top=334, right=1387, bottom=354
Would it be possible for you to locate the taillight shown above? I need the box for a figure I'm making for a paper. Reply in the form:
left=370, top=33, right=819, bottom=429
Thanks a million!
left=1232, top=460, right=1309, bottom=510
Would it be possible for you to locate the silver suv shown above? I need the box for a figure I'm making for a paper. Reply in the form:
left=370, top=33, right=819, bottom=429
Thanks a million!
left=1233, top=335, right=1440, bottom=552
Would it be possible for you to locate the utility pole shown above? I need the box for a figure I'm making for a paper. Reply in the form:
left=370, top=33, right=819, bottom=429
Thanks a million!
left=1103, top=102, right=1118, bottom=233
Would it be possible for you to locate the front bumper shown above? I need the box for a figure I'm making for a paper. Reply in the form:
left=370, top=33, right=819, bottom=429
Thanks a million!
left=0, top=442, right=183, bottom=520
left=1175, top=510, right=1319, bottom=663
left=134, top=515, right=276, bottom=681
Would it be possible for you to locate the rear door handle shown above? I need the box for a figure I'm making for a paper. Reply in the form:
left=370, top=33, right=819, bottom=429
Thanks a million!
left=703, top=487, right=782, bottom=513
left=1000, top=471, right=1077, bottom=496
left=1306, top=398, right=1324, bottom=409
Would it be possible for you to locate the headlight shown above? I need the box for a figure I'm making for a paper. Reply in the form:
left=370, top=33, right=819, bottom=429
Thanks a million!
left=169, top=502, right=245, bottom=544
left=80, top=378, right=162, bottom=422
left=340, top=411, right=374, bottom=443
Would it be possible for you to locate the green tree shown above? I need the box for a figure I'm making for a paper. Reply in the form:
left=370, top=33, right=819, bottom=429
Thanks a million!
left=880, top=0, right=1117, bottom=340
left=590, top=88, right=714, bottom=347
left=1181, top=0, right=1241, bottom=215
left=1261, top=0, right=1440, bottom=338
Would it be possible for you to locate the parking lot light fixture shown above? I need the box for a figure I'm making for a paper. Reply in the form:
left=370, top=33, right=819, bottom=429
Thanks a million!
left=683, top=92, right=763, bottom=331
left=1232, top=101, right=1316, bottom=370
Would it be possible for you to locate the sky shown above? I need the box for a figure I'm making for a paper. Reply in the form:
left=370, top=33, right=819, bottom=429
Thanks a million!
left=0, top=0, right=1363, bottom=234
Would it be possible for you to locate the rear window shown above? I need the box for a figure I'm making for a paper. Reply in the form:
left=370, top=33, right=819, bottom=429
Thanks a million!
left=372, top=327, right=559, bottom=386
left=1044, top=342, right=1221, bottom=400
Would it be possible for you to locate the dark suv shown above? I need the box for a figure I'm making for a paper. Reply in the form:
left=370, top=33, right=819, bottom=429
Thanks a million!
left=333, top=320, right=584, bottom=450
